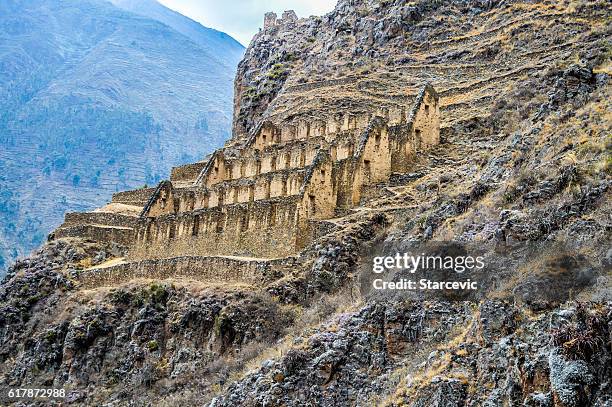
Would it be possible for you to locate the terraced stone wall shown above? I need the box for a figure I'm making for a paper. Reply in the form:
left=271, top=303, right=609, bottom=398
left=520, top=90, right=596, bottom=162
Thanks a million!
left=62, top=212, right=138, bottom=228
left=170, top=162, right=207, bottom=182
left=112, top=188, right=156, bottom=206
left=53, top=224, right=134, bottom=246
left=132, top=196, right=302, bottom=259
left=80, top=255, right=297, bottom=288
left=134, top=85, right=440, bottom=259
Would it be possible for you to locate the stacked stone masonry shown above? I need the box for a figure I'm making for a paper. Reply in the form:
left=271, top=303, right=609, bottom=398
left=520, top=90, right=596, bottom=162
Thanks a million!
left=79, top=255, right=296, bottom=289
left=51, top=83, right=440, bottom=262
left=133, top=84, right=440, bottom=259
left=111, top=188, right=156, bottom=206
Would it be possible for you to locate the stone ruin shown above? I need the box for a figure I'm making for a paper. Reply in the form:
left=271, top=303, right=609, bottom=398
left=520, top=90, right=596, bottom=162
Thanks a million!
left=50, top=80, right=440, bottom=282
left=263, top=10, right=299, bottom=30
left=263, top=12, right=278, bottom=30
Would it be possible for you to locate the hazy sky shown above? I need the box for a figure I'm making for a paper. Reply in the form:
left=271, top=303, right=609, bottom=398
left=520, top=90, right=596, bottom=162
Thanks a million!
left=159, top=0, right=337, bottom=46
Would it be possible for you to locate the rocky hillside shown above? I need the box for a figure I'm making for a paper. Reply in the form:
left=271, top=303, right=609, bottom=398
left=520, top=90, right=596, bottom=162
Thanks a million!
left=0, top=0, right=610, bottom=406
left=232, top=0, right=610, bottom=137
left=0, top=0, right=243, bottom=272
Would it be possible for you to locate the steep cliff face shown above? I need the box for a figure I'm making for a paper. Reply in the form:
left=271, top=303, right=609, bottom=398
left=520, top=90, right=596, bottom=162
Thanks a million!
left=0, top=0, right=610, bottom=406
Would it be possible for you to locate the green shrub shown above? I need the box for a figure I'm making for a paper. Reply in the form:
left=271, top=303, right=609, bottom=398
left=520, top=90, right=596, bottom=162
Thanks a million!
left=146, top=340, right=159, bottom=351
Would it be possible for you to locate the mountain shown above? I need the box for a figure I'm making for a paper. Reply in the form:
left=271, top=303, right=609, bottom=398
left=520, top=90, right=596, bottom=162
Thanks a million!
left=109, top=0, right=245, bottom=65
left=0, top=0, right=610, bottom=406
left=0, top=0, right=244, bottom=272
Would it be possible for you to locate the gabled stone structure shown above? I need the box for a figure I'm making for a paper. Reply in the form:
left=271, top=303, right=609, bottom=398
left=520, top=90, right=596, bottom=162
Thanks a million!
left=50, top=81, right=439, bottom=263
left=129, top=84, right=440, bottom=259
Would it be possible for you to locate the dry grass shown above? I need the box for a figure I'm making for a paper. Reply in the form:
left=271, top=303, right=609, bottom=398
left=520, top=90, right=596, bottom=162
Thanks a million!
left=207, top=284, right=362, bottom=399
left=377, top=308, right=478, bottom=406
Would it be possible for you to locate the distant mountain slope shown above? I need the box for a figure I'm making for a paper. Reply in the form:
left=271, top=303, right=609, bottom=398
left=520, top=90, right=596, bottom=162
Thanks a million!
left=0, top=0, right=244, bottom=272
left=109, top=0, right=245, bottom=65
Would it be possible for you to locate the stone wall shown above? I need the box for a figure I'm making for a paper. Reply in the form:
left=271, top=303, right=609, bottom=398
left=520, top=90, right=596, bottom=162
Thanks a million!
left=53, top=224, right=134, bottom=246
left=62, top=212, right=138, bottom=229
left=263, top=12, right=278, bottom=30
left=131, top=84, right=439, bottom=259
left=143, top=181, right=175, bottom=218
left=224, top=138, right=322, bottom=182
left=112, top=188, right=155, bottom=206
left=410, top=85, right=440, bottom=151
left=207, top=169, right=307, bottom=207
left=327, top=117, right=395, bottom=209
left=300, top=151, right=336, bottom=221
left=79, top=255, right=296, bottom=289
left=133, top=196, right=302, bottom=259
left=263, top=10, right=298, bottom=31
left=170, top=161, right=207, bottom=182
left=156, top=168, right=309, bottom=214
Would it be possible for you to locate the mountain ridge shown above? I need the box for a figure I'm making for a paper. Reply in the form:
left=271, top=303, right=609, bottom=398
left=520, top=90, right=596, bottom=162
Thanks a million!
left=109, top=0, right=244, bottom=64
